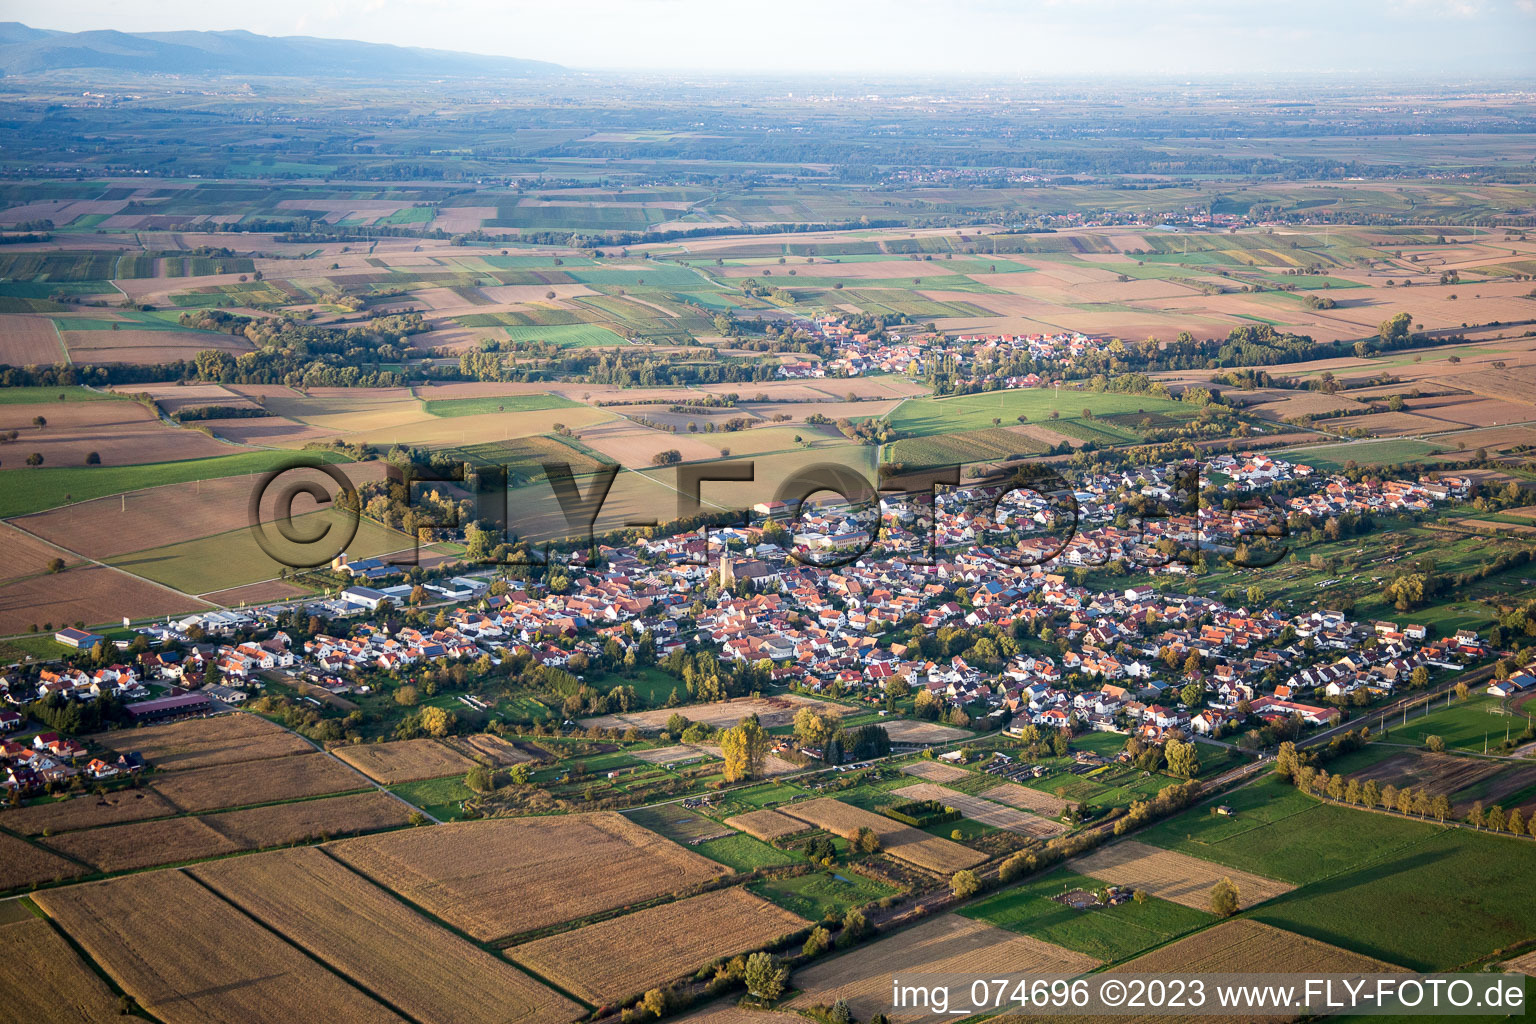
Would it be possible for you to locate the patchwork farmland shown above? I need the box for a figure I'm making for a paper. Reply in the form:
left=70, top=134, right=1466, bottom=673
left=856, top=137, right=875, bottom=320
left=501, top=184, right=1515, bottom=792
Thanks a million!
left=331, top=813, right=730, bottom=940
left=509, top=886, right=807, bottom=1005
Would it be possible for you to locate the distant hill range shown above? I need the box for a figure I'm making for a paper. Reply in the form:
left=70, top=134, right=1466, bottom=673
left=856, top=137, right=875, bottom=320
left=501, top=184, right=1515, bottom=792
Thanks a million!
left=0, top=22, right=564, bottom=77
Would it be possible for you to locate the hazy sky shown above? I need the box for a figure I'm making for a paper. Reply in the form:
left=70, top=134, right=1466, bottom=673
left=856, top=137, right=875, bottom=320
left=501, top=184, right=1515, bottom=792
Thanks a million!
left=7, top=0, right=1535, bottom=75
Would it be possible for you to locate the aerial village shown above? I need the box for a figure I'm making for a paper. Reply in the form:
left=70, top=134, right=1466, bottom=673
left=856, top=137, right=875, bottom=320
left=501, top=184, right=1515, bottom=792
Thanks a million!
left=5, top=440, right=1522, bottom=794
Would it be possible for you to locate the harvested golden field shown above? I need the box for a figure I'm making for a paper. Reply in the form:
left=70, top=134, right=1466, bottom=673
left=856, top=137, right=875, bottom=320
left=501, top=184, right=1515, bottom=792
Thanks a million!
left=878, top=720, right=973, bottom=744
left=892, top=783, right=1066, bottom=838
left=582, top=694, right=852, bottom=732
left=36, top=870, right=402, bottom=1024
left=331, top=738, right=479, bottom=783
left=5, top=787, right=177, bottom=835
left=88, top=712, right=313, bottom=770
left=150, top=753, right=370, bottom=813
left=0, top=915, right=121, bottom=1023
left=725, top=808, right=813, bottom=842
left=512, top=886, right=808, bottom=1005
left=196, top=847, right=582, bottom=1024
left=0, top=399, right=232, bottom=468
left=40, top=815, right=238, bottom=872
left=899, top=761, right=973, bottom=784
left=202, top=791, right=413, bottom=847
left=332, top=812, right=729, bottom=941
left=0, top=830, right=86, bottom=891
left=1070, top=841, right=1294, bottom=911
left=788, top=913, right=1099, bottom=1021
left=0, top=564, right=207, bottom=635
left=778, top=798, right=985, bottom=874
left=978, top=782, right=1070, bottom=817
left=40, top=792, right=409, bottom=872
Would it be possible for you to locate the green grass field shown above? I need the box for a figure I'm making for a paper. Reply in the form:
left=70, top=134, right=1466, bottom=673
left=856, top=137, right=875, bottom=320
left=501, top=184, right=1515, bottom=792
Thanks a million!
left=959, top=867, right=1215, bottom=963
left=692, top=833, right=799, bottom=871
left=749, top=870, right=898, bottom=921
left=389, top=776, right=477, bottom=820
left=1249, top=827, right=1536, bottom=970
left=503, top=323, right=629, bottom=347
left=886, top=389, right=1191, bottom=439
left=1378, top=694, right=1518, bottom=753
left=886, top=426, right=1055, bottom=466
left=0, top=386, right=124, bottom=405
left=1281, top=439, right=1448, bottom=470
left=1139, top=775, right=1536, bottom=970
left=0, top=449, right=351, bottom=518
left=421, top=393, right=582, bottom=418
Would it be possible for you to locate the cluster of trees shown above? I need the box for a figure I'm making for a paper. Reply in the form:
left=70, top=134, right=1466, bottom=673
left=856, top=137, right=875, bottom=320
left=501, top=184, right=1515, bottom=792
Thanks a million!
left=719, top=714, right=770, bottom=781
left=790, top=706, right=891, bottom=763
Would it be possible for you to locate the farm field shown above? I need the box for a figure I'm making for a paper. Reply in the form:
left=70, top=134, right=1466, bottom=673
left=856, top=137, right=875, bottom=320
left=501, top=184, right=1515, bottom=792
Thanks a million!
left=107, top=510, right=414, bottom=595
left=891, top=782, right=1066, bottom=837
left=196, top=847, right=582, bottom=1024
left=777, top=797, right=986, bottom=874
left=5, top=787, right=179, bottom=835
left=0, top=447, right=353, bottom=519
left=12, top=460, right=393, bottom=561
left=421, top=392, right=583, bottom=417
left=0, top=562, right=207, bottom=634
left=200, top=790, right=413, bottom=848
left=724, top=807, right=812, bottom=841
left=448, top=732, right=545, bottom=765
left=148, top=751, right=371, bottom=812
left=1046, top=920, right=1408, bottom=1024
left=35, top=869, right=402, bottom=1024
left=1069, top=840, right=1295, bottom=911
left=86, top=713, right=313, bottom=771
left=581, top=694, right=854, bottom=732
left=0, top=915, right=122, bottom=1024
left=1138, top=777, right=1536, bottom=968
left=0, top=830, right=87, bottom=892
left=886, top=389, right=1191, bottom=439
left=510, top=886, right=807, bottom=1005
left=0, top=397, right=233, bottom=470
left=331, top=812, right=730, bottom=941
left=899, top=761, right=972, bottom=783
left=1341, top=748, right=1536, bottom=816
left=1247, top=827, right=1536, bottom=971
left=748, top=868, right=899, bottom=920
left=1137, top=776, right=1445, bottom=885
left=671, top=1005, right=806, bottom=1024
left=625, top=802, right=735, bottom=844
left=878, top=720, right=973, bottom=744
left=38, top=791, right=411, bottom=873
left=959, top=866, right=1216, bottom=963
left=690, top=832, right=799, bottom=871
left=977, top=781, right=1072, bottom=817
left=330, top=738, right=479, bottom=784
left=787, top=913, right=1100, bottom=1021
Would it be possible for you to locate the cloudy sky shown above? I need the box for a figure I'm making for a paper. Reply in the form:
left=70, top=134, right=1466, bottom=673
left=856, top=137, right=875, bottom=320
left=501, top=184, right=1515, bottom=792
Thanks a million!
left=7, top=0, right=1535, bottom=75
